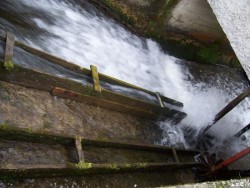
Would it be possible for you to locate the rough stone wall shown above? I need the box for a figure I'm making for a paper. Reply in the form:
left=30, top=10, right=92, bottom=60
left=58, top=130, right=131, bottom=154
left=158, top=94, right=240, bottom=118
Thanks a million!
left=91, top=0, right=240, bottom=66
left=167, top=0, right=224, bottom=41
left=207, top=0, right=250, bottom=80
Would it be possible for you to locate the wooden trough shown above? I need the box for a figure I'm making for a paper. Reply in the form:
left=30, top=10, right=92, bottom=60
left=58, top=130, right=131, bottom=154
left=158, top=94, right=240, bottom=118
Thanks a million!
left=0, top=29, right=186, bottom=121
left=0, top=29, right=198, bottom=179
left=0, top=124, right=201, bottom=178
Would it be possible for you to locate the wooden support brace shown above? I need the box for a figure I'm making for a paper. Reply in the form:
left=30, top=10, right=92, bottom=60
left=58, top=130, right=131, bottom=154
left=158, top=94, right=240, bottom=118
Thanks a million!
left=155, top=92, right=164, bottom=107
left=75, top=136, right=84, bottom=162
left=203, top=87, right=250, bottom=133
left=90, top=65, right=101, bottom=92
left=172, top=147, right=180, bottom=164
left=4, top=32, right=15, bottom=70
left=233, top=123, right=250, bottom=138
left=212, top=146, right=250, bottom=172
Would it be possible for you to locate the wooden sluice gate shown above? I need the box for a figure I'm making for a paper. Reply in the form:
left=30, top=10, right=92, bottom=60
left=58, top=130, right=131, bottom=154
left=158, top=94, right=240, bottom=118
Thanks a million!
left=0, top=29, right=202, bottom=180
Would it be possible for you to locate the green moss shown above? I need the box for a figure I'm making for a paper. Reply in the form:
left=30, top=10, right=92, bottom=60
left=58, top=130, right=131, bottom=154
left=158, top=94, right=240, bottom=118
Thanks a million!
left=230, top=57, right=241, bottom=67
left=92, top=0, right=238, bottom=67
left=101, top=0, right=136, bottom=26
left=75, top=162, right=92, bottom=170
left=197, top=44, right=220, bottom=64
left=109, top=163, right=118, bottom=169
left=0, top=175, right=16, bottom=184
left=0, top=124, right=11, bottom=130
left=4, top=60, right=14, bottom=71
left=137, top=163, right=147, bottom=168
left=123, top=163, right=131, bottom=168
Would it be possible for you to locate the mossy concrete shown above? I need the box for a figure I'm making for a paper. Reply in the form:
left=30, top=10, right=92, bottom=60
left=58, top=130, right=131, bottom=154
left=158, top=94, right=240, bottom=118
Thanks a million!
left=90, top=0, right=240, bottom=67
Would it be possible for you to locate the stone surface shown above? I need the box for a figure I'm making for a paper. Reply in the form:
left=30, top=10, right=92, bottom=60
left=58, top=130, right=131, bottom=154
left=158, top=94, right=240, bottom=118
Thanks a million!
left=165, top=178, right=250, bottom=188
left=92, top=0, right=239, bottom=66
left=208, top=0, right=250, bottom=80
left=168, top=0, right=224, bottom=40
left=0, top=81, right=162, bottom=144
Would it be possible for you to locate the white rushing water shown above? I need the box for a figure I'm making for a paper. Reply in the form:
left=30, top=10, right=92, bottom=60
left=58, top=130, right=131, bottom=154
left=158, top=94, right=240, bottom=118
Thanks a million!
left=1, top=0, right=249, bottom=163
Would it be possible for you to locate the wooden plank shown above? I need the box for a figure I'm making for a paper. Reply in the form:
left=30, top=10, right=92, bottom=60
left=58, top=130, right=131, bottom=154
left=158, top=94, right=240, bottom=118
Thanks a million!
left=4, top=32, right=15, bottom=70
left=51, top=87, right=157, bottom=119
left=0, top=162, right=202, bottom=178
left=234, top=123, right=250, bottom=138
left=14, top=40, right=91, bottom=76
left=0, top=36, right=184, bottom=107
left=156, top=92, right=164, bottom=107
left=90, top=65, right=101, bottom=92
left=213, top=87, right=250, bottom=124
left=0, top=62, right=187, bottom=120
left=203, top=87, right=250, bottom=133
left=0, top=124, right=200, bottom=155
left=99, top=72, right=184, bottom=107
left=75, top=136, right=85, bottom=162
left=172, top=147, right=180, bottom=164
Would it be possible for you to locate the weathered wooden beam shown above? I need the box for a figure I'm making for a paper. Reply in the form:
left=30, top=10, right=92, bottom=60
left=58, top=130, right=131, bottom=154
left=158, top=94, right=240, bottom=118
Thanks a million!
left=51, top=87, right=157, bottom=119
left=203, top=87, right=250, bottom=133
left=98, top=73, right=183, bottom=107
left=0, top=29, right=183, bottom=107
left=90, top=65, right=101, bottom=92
left=15, top=41, right=91, bottom=76
left=233, top=123, right=250, bottom=138
left=213, top=87, right=250, bottom=124
left=0, top=162, right=202, bottom=179
left=0, top=124, right=199, bottom=155
left=212, top=146, right=250, bottom=172
left=172, top=147, right=180, bottom=164
left=156, top=92, right=164, bottom=107
left=4, top=32, right=15, bottom=70
left=75, top=136, right=85, bottom=162
left=0, top=61, right=186, bottom=120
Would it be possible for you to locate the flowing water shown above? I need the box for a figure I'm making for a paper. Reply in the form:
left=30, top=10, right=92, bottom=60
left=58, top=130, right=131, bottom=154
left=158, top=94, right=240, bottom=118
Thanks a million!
left=0, top=0, right=250, bottom=170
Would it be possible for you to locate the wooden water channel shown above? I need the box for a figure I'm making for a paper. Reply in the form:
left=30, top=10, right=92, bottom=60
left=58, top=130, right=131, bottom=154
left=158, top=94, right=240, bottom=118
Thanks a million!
left=0, top=124, right=201, bottom=178
left=0, top=29, right=202, bottom=179
left=0, top=29, right=186, bottom=121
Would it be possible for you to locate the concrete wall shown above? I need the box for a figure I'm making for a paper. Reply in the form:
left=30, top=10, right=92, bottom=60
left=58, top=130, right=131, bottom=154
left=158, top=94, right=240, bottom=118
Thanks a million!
left=91, top=0, right=240, bottom=66
left=167, top=0, right=224, bottom=42
left=207, top=0, right=250, bottom=80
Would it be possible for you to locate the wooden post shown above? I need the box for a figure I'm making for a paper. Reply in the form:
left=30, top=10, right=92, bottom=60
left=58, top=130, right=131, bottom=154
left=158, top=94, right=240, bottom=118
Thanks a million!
left=155, top=92, right=164, bottom=107
left=75, top=136, right=84, bottom=162
left=172, top=147, right=180, bottom=164
left=4, top=32, right=15, bottom=70
left=233, top=123, right=250, bottom=138
left=203, top=87, right=250, bottom=133
left=90, top=65, right=101, bottom=92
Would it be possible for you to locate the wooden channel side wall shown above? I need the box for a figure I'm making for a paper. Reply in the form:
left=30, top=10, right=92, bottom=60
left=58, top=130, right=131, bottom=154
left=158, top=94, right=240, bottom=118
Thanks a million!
left=0, top=29, right=183, bottom=107
left=0, top=124, right=199, bottom=155
left=0, top=29, right=186, bottom=120
left=0, top=124, right=202, bottom=178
